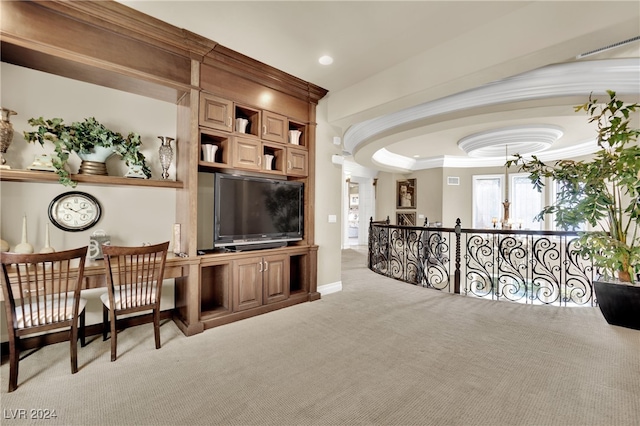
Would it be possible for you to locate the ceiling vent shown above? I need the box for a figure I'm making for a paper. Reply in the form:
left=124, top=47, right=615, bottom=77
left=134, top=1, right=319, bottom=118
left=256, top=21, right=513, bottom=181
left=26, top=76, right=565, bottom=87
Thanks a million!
left=576, top=36, right=640, bottom=59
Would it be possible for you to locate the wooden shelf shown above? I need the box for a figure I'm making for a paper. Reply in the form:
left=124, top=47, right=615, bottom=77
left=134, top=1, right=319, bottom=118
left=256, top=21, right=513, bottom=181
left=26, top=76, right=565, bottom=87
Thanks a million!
left=0, top=169, right=183, bottom=189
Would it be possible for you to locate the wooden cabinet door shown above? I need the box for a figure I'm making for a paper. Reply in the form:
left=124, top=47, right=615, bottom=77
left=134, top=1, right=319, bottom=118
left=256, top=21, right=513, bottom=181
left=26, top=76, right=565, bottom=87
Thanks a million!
left=233, top=258, right=263, bottom=311
left=262, top=111, right=287, bottom=144
left=233, top=138, right=262, bottom=170
left=200, top=93, right=233, bottom=132
left=286, top=147, right=308, bottom=177
left=263, top=255, right=290, bottom=304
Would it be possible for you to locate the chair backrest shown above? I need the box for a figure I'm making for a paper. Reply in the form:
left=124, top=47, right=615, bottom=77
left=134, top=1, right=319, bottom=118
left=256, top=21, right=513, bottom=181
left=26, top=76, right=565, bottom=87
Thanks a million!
left=102, top=242, right=169, bottom=312
left=1, top=246, right=88, bottom=332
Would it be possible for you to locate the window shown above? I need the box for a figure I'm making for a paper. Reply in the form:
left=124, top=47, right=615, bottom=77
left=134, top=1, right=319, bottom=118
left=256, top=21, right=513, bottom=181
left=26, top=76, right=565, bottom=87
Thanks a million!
left=511, top=174, right=543, bottom=230
left=472, top=173, right=543, bottom=230
left=472, top=175, right=503, bottom=229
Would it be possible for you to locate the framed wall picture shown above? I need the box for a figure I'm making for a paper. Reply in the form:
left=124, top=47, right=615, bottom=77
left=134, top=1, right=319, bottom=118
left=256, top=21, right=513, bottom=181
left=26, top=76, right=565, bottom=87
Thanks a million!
left=396, top=178, right=416, bottom=209
left=397, top=212, right=416, bottom=226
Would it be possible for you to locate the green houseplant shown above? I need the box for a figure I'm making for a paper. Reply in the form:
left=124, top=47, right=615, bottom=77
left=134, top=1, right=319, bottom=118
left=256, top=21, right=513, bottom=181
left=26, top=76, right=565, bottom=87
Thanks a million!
left=509, top=90, right=640, bottom=329
left=24, top=116, right=151, bottom=187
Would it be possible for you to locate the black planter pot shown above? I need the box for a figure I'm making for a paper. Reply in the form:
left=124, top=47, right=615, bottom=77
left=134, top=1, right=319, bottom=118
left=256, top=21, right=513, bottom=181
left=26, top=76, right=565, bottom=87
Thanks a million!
left=594, top=280, right=640, bottom=330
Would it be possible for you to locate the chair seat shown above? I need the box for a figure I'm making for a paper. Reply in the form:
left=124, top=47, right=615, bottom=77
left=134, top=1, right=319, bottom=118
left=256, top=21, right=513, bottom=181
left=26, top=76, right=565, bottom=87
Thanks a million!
left=100, top=285, right=157, bottom=310
left=16, top=296, right=87, bottom=329
left=101, top=241, right=169, bottom=361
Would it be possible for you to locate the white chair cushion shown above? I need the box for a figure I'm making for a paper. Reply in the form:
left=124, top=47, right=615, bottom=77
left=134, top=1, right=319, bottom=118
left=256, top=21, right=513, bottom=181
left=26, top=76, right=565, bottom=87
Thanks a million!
left=16, top=296, right=87, bottom=329
left=101, top=285, right=157, bottom=310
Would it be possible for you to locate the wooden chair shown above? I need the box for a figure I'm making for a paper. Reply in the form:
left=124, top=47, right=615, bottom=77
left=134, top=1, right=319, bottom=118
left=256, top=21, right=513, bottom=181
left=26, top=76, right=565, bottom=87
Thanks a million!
left=0, top=246, right=88, bottom=392
left=101, top=241, right=169, bottom=361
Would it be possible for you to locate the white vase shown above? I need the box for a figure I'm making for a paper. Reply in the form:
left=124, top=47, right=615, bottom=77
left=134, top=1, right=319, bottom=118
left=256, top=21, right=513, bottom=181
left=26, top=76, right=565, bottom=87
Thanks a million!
left=14, top=215, right=34, bottom=254
left=202, top=144, right=218, bottom=162
left=39, top=223, right=55, bottom=254
left=289, top=130, right=302, bottom=145
left=264, top=154, right=274, bottom=170
left=236, top=118, right=249, bottom=133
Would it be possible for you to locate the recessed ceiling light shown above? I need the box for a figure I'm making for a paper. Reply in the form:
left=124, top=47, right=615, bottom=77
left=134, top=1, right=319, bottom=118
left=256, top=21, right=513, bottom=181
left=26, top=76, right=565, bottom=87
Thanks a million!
left=318, top=55, right=333, bottom=65
left=413, top=155, right=420, bottom=158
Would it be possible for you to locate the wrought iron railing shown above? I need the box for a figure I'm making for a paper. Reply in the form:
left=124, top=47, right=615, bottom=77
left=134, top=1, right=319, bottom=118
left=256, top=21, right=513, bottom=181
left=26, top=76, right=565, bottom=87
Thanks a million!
left=368, top=218, right=596, bottom=307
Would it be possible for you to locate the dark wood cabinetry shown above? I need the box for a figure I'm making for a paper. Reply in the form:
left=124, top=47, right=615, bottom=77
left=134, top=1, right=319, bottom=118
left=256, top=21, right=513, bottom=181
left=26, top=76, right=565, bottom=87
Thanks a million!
left=233, top=137, right=262, bottom=170
left=262, top=110, right=288, bottom=144
left=1, top=0, right=327, bottom=337
left=198, top=93, right=309, bottom=177
left=287, top=147, right=309, bottom=177
left=197, top=246, right=316, bottom=330
left=233, top=257, right=264, bottom=311
left=233, top=254, right=288, bottom=311
left=262, top=255, right=290, bottom=304
left=199, top=94, right=233, bottom=132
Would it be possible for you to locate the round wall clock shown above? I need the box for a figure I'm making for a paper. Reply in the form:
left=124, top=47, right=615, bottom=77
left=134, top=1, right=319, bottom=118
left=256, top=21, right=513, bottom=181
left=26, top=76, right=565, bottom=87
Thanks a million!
left=48, top=191, right=102, bottom=232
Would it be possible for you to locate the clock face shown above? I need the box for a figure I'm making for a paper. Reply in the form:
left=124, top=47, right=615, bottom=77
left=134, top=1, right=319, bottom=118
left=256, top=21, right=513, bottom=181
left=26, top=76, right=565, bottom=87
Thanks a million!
left=48, top=191, right=102, bottom=232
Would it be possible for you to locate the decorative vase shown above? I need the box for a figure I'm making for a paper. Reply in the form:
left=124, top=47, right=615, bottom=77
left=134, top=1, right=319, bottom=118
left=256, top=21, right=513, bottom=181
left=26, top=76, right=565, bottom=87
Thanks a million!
left=0, top=239, right=9, bottom=252
left=158, top=136, right=174, bottom=179
left=14, top=215, right=34, bottom=254
left=77, top=145, right=115, bottom=175
left=264, top=154, right=274, bottom=170
left=289, top=130, right=302, bottom=145
left=201, top=144, right=218, bottom=163
left=39, top=223, right=55, bottom=254
left=236, top=118, right=249, bottom=133
left=0, top=107, right=17, bottom=169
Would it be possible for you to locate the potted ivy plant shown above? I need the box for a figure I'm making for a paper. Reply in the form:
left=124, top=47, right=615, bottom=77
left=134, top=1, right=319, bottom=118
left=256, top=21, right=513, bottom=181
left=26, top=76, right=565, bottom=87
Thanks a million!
left=24, top=116, right=151, bottom=187
left=509, top=90, right=640, bottom=330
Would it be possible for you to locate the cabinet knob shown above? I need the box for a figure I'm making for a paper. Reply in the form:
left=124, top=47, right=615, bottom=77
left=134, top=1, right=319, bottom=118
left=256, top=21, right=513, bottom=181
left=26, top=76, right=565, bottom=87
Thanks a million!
left=258, top=261, right=263, bottom=272
left=287, top=160, right=292, bottom=170
left=263, top=125, right=267, bottom=136
left=264, top=260, right=268, bottom=271
left=227, top=117, right=232, bottom=127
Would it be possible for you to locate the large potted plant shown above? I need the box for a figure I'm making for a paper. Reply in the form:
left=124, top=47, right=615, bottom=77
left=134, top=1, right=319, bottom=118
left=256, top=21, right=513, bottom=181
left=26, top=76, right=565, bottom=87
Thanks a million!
left=509, top=90, right=640, bottom=329
left=24, top=116, right=151, bottom=187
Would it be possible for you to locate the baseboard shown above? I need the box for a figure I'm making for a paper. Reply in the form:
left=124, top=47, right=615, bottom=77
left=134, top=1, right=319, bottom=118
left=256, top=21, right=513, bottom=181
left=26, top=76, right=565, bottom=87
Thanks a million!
left=318, top=281, right=342, bottom=295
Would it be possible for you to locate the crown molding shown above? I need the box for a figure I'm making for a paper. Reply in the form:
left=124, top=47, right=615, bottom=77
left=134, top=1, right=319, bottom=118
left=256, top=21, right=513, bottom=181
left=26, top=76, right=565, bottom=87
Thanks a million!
left=372, top=138, right=599, bottom=171
left=458, top=125, right=564, bottom=157
left=345, top=59, right=640, bottom=170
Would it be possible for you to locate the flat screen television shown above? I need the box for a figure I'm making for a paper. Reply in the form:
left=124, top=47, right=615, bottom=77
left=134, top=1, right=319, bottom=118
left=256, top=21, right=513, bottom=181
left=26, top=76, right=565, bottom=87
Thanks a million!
left=214, top=173, right=304, bottom=249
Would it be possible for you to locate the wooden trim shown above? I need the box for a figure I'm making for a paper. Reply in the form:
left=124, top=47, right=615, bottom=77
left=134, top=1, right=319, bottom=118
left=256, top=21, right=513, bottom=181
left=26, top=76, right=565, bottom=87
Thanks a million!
left=203, top=46, right=328, bottom=105
left=200, top=293, right=310, bottom=330
left=0, top=169, right=184, bottom=189
left=26, top=0, right=216, bottom=59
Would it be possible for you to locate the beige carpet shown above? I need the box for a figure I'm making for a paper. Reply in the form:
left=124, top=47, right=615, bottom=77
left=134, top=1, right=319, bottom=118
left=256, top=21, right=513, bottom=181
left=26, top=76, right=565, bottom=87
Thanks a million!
left=1, top=248, right=639, bottom=425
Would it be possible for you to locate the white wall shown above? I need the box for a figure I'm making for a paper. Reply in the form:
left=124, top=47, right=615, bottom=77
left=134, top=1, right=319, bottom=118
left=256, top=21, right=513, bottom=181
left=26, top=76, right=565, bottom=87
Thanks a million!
left=314, top=100, right=344, bottom=292
left=0, top=63, right=178, bottom=340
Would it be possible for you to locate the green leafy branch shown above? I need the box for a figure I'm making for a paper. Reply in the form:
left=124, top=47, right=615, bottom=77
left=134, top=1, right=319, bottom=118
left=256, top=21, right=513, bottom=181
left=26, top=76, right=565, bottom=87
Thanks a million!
left=507, top=91, right=640, bottom=281
left=24, top=117, right=151, bottom=187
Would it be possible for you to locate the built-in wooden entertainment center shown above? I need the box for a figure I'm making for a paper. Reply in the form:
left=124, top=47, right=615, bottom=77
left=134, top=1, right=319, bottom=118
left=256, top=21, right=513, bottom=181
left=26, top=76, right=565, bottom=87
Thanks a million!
left=0, top=1, right=327, bottom=336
